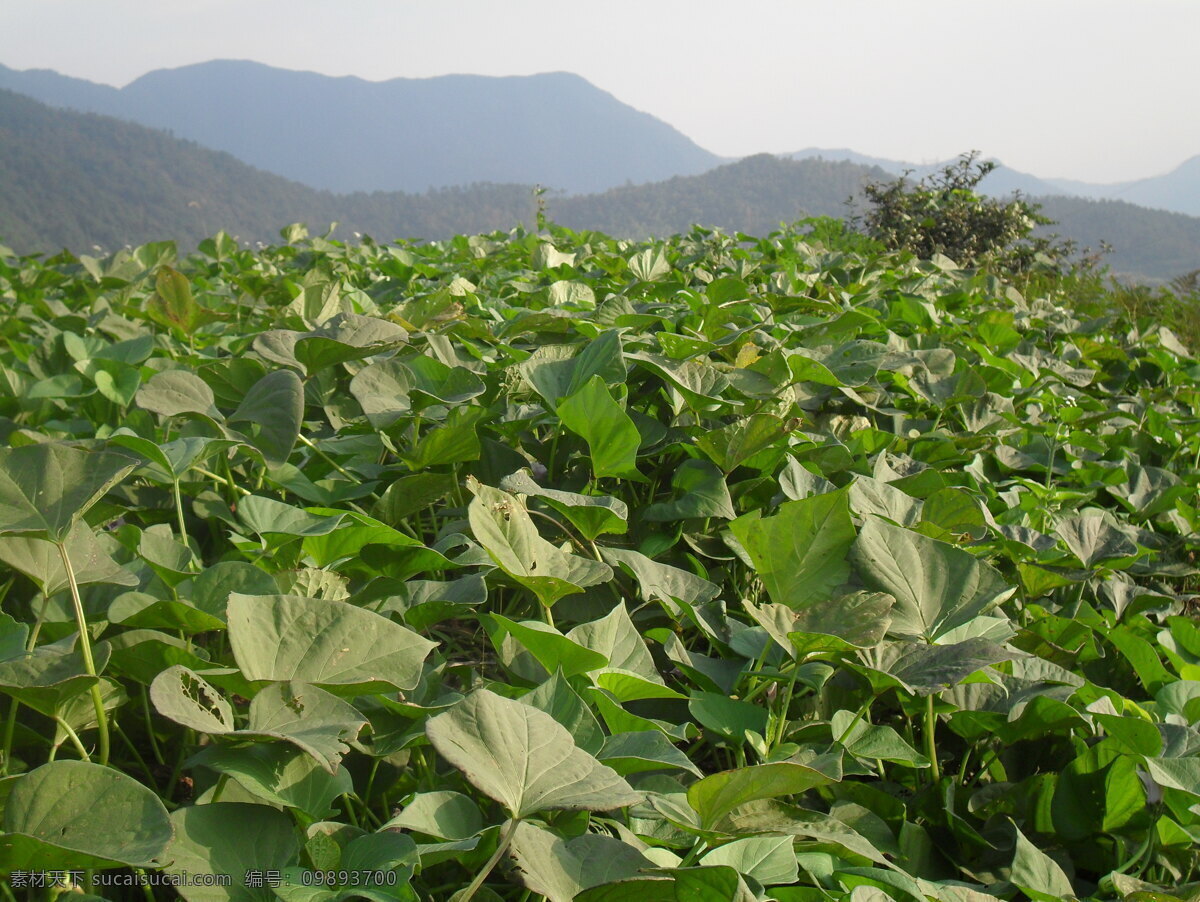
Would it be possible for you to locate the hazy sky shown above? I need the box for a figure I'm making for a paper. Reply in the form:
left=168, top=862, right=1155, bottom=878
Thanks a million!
left=2, top=0, right=1197, bottom=183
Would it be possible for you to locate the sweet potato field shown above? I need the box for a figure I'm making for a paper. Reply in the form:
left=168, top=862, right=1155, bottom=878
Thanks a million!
left=0, top=221, right=1198, bottom=901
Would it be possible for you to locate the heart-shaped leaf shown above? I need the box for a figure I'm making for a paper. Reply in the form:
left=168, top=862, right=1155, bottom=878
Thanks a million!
left=426, top=689, right=641, bottom=818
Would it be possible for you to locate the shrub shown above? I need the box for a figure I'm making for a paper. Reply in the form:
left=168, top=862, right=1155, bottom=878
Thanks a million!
left=854, top=151, right=1071, bottom=273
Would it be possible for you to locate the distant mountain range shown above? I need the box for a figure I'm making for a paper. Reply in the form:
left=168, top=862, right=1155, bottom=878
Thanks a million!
left=0, top=60, right=719, bottom=195
left=4, top=59, right=1197, bottom=218
left=1, top=69, right=1198, bottom=282
left=785, top=148, right=1200, bottom=218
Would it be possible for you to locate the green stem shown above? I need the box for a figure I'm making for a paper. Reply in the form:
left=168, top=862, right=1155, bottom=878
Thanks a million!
left=193, top=465, right=252, bottom=496
left=171, top=477, right=199, bottom=572
left=458, top=817, right=521, bottom=902
left=140, top=684, right=165, bottom=765
left=26, top=592, right=51, bottom=650
left=0, top=699, right=17, bottom=775
left=925, top=693, right=941, bottom=783
left=342, top=793, right=360, bottom=829
left=114, top=722, right=158, bottom=787
left=741, top=641, right=778, bottom=703
left=135, top=869, right=157, bottom=902
left=299, top=433, right=356, bottom=481
left=771, top=666, right=800, bottom=750
left=57, top=540, right=109, bottom=767
left=54, top=716, right=91, bottom=762
left=679, top=837, right=708, bottom=868
left=836, top=696, right=874, bottom=744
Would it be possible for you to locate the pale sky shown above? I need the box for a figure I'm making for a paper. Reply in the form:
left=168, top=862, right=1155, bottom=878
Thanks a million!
left=2, top=0, right=1197, bottom=184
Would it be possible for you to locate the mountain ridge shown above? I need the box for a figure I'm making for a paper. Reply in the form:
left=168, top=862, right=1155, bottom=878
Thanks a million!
left=0, top=59, right=720, bottom=195
left=1, top=86, right=1196, bottom=281
left=787, top=147, right=1200, bottom=217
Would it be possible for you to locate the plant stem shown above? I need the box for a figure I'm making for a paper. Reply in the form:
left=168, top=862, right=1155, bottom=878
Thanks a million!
left=458, top=817, right=521, bottom=902
left=139, top=684, right=165, bottom=765
left=0, top=699, right=17, bottom=776
left=114, top=722, right=158, bottom=787
left=55, top=716, right=91, bottom=762
left=299, top=433, right=357, bottom=481
left=925, top=693, right=941, bottom=783
left=57, top=540, right=109, bottom=767
left=771, top=666, right=800, bottom=750
left=835, top=696, right=874, bottom=744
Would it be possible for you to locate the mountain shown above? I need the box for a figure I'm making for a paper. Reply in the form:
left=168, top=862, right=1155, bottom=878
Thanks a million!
left=789, top=147, right=1200, bottom=219
left=0, top=60, right=720, bottom=195
left=1046, top=156, right=1200, bottom=217
left=551, top=153, right=882, bottom=236
left=785, top=148, right=1073, bottom=199
left=1, top=89, right=1196, bottom=281
left=0, top=87, right=535, bottom=254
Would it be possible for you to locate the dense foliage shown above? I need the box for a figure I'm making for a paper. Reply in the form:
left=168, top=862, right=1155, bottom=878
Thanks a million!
left=855, top=154, right=1064, bottom=273
left=1, top=219, right=1199, bottom=901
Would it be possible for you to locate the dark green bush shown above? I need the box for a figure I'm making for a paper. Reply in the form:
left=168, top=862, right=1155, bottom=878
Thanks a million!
left=855, top=151, right=1070, bottom=273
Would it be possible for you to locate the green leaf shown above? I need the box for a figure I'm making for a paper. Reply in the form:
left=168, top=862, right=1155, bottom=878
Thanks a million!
left=350, top=358, right=414, bottom=428
left=254, top=313, right=408, bottom=376
left=0, top=635, right=107, bottom=716
left=1055, top=509, right=1139, bottom=568
left=849, top=476, right=923, bottom=526
left=467, top=479, right=612, bottom=608
left=850, top=520, right=1014, bottom=642
left=237, top=496, right=344, bottom=538
left=643, top=460, right=736, bottom=521
left=1052, top=745, right=1146, bottom=841
left=425, top=689, right=642, bottom=818
left=688, top=759, right=841, bottom=830
left=598, top=731, right=703, bottom=777
left=163, top=802, right=299, bottom=902
left=488, top=615, right=609, bottom=678
left=0, top=613, right=28, bottom=664
left=0, top=760, right=172, bottom=870
left=279, top=831, right=417, bottom=902
left=0, top=443, right=137, bottom=542
left=373, top=472, right=457, bottom=525
left=702, top=835, right=799, bottom=886
left=696, top=414, right=791, bottom=473
left=567, top=603, right=662, bottom=683
left=509, top=821, right=651, bottom=902
left=402, top=405, right=485, bottom=470
left=831, top=710, right=929, bottom=767
left=191, top=745, right=351, bottom=820
left=1009, top=823, right=1076, bottom=901
left=729, top=487, right=856, bottom=611
left=244, top=681, right=369, bottom=772
left=600, top=546, right=719, bottom=608
left=227, top=369, right=304, bottom=467
left=0, top=522, right=136, bottom=596
left=136, top=370, right=222, bottom=421
left=854, top=638, right=1020, bottom=696
left=500, top=469, right=628, bottom=540
left=227, top=593, right=436, bottom=694
left=689, top=692, right=769, bottom=744
left=191, top=560, right=279, bottom=622
left=384, top=790, right=483, bottom=841
left=522, top=669, right=605, bottom=754
left=557, top=375, right=643, bottom=480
